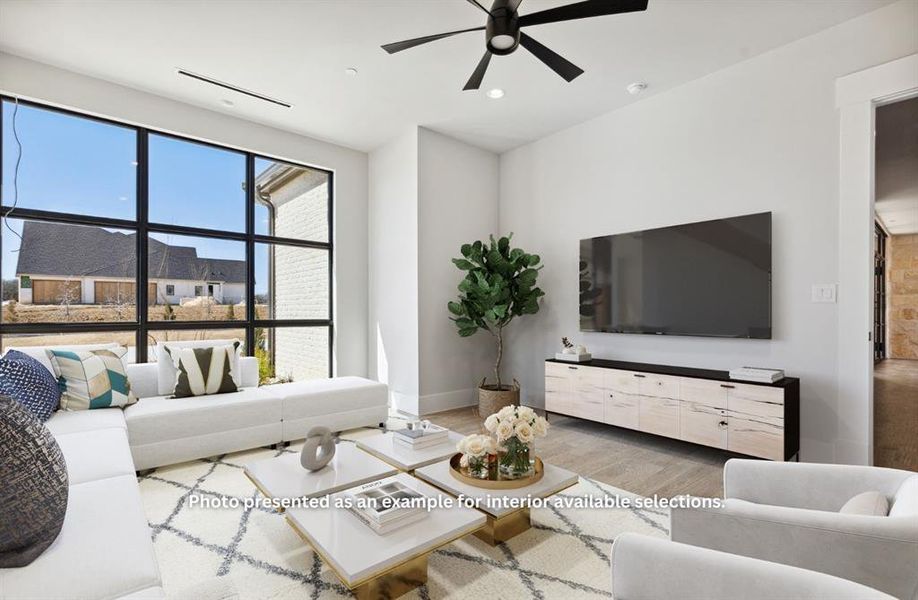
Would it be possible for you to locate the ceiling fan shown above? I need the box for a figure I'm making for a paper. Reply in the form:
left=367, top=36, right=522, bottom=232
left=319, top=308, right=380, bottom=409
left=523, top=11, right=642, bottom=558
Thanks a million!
left=381, top=0, right=649, bottom=90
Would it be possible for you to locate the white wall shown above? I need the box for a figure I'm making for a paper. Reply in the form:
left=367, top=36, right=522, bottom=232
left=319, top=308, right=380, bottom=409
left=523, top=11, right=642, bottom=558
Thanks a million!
left=498, top=0, right=918, bottom=463
left=368, top=128, right=420, bottom=413
left=369, top=127, right=499, bottom=415
left=0, top=52, right=369, bottom=377
left=418, top=127, right=499, bottom=413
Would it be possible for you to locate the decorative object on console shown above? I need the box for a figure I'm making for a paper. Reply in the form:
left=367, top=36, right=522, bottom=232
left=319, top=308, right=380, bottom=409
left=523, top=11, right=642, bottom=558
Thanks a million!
left=555, top=337, right=592, bottom=362
left=448, top=234, right=544, bottom=417
left=165, top=343, right=240, bottom=398
left=47, top=346, right=136, bottom=410
left=299, top=426, right=336, bottom=471
left=0, top=350, right=61, bottom=422
left=456, top=433, right=500, bottom=479
left=0, top=396, right=68, bottom=567
left=484, top=405, right=549, bottom=479
left=729, top=366, right=785, bottom=383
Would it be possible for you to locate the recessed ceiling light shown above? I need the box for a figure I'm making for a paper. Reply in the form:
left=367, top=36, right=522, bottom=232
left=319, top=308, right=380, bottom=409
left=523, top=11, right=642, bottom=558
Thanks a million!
left=221, top=99, right=235, bottom=107
left=486, top=88, right=505, bottom=99
left=344, top=67, right=358, bottom=76
left=626, top=82, right=648, bottom=96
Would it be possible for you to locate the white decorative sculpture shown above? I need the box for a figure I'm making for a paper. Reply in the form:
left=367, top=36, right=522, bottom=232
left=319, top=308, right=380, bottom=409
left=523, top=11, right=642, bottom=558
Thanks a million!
left=300, top=426, right=336, bottom=471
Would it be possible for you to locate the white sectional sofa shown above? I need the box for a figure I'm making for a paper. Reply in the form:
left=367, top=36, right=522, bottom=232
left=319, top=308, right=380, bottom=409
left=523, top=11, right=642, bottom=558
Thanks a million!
left=1, top=344, right=390, bottom=599
left=0, top=407, right=164, bottom=600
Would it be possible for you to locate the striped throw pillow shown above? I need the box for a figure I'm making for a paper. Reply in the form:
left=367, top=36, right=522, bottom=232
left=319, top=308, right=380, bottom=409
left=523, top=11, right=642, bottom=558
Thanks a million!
left=166, top=343, right=239, bottom=398
left=46, top=347, right=135, bottom=410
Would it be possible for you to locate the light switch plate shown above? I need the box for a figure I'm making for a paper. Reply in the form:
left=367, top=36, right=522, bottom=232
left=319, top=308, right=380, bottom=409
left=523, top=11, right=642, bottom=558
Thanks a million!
left=811, top=284, right=837, bottom=303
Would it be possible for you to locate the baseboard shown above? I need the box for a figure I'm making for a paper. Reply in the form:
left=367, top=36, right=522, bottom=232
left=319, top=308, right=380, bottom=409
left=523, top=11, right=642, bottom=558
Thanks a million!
left=390, top=391, right=420, bottom=416
left=418, top=387, right=477, bottom=416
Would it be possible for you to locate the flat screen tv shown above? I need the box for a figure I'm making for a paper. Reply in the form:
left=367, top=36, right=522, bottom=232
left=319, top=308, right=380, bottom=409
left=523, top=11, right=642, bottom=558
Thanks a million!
left=579, top=212, right=772, bottom=339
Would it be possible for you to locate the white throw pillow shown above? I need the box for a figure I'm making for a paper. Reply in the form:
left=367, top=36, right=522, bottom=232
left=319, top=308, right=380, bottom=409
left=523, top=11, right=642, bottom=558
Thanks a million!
left=839, top=491, right=889, bottom=516
left=889, top=475, right=918, bottom=517
left=155, top=339, right=242, bottom=395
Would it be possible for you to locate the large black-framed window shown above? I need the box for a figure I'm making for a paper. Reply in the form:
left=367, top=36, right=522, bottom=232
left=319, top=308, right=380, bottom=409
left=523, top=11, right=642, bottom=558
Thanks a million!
left=0, top=96, right=334, bottom=381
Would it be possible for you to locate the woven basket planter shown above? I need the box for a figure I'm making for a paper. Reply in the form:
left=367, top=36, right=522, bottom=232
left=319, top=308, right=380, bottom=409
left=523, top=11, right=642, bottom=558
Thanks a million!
left=477, top=379, right=520, bottom=418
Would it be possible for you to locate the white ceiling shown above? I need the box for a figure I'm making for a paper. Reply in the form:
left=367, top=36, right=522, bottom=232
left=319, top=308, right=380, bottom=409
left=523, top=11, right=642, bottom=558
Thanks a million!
left=876, top=96, right=918, bottom=235
left=0, top=0, right=895, bottom=153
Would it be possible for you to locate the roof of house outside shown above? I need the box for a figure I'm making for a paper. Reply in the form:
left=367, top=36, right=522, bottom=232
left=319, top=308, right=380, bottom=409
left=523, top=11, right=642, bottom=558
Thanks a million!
left=15, top=221, right=246, bottom=283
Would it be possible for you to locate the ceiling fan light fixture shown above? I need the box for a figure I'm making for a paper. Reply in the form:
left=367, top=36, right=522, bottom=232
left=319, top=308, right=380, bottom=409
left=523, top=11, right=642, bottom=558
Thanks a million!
left=486, top=88, right=505, bottom=99
left=490, top=34, right=516, bottom=50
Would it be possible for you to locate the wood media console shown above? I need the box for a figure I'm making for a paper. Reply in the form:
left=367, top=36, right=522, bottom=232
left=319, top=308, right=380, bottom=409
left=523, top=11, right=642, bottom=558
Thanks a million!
left=545, top=359, right=800, bottom=461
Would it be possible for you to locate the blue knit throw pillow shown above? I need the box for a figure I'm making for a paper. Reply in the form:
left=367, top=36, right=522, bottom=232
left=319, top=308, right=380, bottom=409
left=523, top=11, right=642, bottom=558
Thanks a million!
left=0, top=350, right=62, bottom=422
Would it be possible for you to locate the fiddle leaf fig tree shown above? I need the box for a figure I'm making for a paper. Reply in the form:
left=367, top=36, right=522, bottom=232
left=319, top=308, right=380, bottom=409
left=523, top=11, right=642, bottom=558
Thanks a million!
left=448, top=234, right=544, bottom=390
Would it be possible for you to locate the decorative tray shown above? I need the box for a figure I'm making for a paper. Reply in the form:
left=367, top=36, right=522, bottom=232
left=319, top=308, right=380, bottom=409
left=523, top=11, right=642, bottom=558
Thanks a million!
left=448, top=453, right=544, bottom=489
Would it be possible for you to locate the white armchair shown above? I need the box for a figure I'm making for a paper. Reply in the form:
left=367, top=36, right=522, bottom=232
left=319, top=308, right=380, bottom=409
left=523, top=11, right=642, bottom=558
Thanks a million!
left=610, top=533, right=895, bottom=600
left=671, top=459, right=918, bottom=600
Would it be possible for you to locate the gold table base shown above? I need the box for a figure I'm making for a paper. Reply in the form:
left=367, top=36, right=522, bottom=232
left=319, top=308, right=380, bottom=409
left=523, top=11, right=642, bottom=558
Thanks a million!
left=473, top=508, right=531, bottom=546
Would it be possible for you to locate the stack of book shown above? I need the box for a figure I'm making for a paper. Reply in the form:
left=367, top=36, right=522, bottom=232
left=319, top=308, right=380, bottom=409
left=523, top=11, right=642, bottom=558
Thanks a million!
left=393, top=423, right=449, bottom=450
left=728, top=367, right=785, bottom=384
left=345, top=476, right=429, bottom=534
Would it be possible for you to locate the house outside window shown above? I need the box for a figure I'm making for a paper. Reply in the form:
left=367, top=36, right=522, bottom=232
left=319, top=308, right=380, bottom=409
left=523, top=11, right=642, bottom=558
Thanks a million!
left=0, top=98, right=333, bottom=382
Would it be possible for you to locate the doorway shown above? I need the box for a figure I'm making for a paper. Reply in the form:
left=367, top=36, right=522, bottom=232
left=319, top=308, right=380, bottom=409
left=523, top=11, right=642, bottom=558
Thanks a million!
left=872, top=95, right=918, bottom=471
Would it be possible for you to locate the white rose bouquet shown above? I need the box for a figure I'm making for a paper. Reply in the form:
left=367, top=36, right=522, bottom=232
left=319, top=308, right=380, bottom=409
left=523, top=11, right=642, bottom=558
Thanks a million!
left=484, top=405, right=549, bottom=479
left=457, top=433, right=499, bottom=478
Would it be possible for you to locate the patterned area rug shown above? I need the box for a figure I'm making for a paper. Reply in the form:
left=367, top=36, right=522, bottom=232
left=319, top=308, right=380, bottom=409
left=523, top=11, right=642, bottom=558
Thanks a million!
left=138, top=430, right=669, bottom=599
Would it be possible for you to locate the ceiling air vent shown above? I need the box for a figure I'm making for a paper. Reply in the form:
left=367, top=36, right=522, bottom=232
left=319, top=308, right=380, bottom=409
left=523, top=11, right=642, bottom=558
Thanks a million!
left=176, top=69, right=292, bottom=108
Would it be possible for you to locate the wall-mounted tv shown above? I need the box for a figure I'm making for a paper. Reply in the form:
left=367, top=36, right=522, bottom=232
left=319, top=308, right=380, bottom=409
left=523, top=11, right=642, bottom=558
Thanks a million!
left=579, top=212, right=772, bottom=339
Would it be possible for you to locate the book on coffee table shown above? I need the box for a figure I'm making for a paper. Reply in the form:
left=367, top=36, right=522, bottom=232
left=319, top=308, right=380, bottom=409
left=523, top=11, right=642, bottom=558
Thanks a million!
left=393, top=424, right=449, bottom=448
left=343, top=476, right=429, bottom=535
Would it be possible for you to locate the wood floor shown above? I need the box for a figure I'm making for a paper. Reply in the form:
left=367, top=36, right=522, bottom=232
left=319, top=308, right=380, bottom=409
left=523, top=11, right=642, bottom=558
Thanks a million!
left=874, top=359, right=918, bottom=471
left=428, top=406, right=735, bottom=498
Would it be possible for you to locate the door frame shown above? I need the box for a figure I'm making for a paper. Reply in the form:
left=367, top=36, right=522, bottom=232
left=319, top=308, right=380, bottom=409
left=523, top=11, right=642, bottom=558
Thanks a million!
left=836, top=53, right=918, bottom=465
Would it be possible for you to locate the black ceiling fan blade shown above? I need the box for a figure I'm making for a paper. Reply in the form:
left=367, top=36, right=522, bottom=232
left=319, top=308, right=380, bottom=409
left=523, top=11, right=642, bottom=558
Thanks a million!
left=519, top=0, right=648, bottom=28
left=465, top=0, right=491, bottom=14
left=463, top=51, right=493, bottom=90
left=519, top=32, right=583, bottom=82
left=382, top=26, right=485, bottom=54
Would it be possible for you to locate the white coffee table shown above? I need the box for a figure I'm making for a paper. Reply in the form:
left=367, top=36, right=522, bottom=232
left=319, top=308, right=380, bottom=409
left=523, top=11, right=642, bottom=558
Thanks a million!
left=285, top=472, right=485, bottom=599
left=356, top=430, right=464, bottom=471
left=414, top=459, right=578, bottom=545
left=244, top=443, right=397, bottom=507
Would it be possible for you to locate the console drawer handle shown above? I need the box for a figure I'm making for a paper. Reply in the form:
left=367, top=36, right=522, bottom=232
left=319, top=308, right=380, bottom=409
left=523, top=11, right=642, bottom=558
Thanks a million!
left=568, top=366, right=578, bottom=370
left=633, top=374, right=646, bottom=378
left=720, top=384, right=735, bottom=389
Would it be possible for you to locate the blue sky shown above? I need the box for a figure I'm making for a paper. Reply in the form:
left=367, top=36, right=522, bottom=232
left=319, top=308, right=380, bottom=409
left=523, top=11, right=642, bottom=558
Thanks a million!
left=1, top=101, right=278, bottom=294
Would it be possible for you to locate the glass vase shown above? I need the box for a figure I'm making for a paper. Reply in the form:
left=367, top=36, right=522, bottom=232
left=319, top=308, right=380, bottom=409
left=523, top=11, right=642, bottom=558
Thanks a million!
left=499, top=436, right=532, bottom=480
left=467, top=456, right=489, bottom=479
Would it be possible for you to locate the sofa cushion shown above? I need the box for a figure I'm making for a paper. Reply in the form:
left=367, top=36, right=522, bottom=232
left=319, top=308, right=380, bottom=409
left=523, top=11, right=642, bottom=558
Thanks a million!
left=0, top=350, right=61, bottom=421
left=889, top=475, right=918, bottom=517
left=166, top=344, right=239, bottom=398
left=0, top=397, right=69, bottom=568
left=54, top=428, right=136, bottom=485
left=839, top=491, right=889, bottom=516
left=270, top=377, right=388, bottom=420
left=124, top=387, right=282, bottom=446
left=48, top=347, right=136, bottom=410
left=4, top=343, right=123, bottom=376
left=155, top=339, right=241, bottom=396
left=0, top=474, right=161, bottom=600
left=45, top=407, right=127, bottom=437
